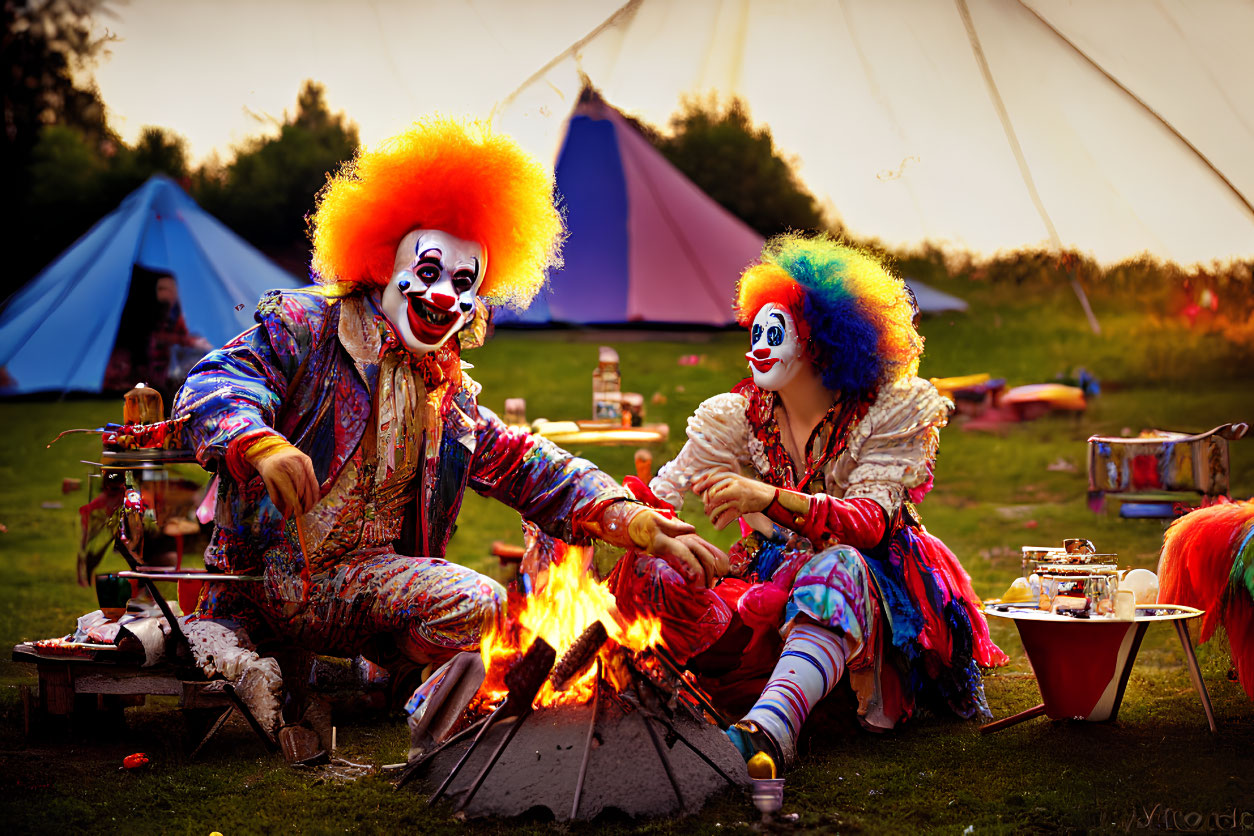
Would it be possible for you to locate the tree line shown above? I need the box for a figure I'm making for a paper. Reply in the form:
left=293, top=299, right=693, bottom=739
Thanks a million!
left=3, top=1, right=824, bottom=303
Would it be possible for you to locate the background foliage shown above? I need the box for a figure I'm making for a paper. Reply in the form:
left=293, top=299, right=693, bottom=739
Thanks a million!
left=2, top=2, right=357, bottom=297
left=646, top=93, right=826, bottom=237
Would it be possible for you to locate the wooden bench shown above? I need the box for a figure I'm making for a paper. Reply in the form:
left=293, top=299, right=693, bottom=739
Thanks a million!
left=13, top=641, right=231, bottom=734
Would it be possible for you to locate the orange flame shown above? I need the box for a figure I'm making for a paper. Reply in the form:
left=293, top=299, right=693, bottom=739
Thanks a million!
left=480, top=544, right=663, bottom=706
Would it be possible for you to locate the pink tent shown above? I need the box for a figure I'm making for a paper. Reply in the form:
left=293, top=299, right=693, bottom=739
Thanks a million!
left=501, top=92, right=765, bottom=326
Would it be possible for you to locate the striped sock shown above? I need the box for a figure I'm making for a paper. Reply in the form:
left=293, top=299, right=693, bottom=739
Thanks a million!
left=741, top=623, right=846, bottom=762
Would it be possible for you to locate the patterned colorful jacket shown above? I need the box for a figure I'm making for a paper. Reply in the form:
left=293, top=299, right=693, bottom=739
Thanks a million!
left=173, top=287, right=626, bottom=574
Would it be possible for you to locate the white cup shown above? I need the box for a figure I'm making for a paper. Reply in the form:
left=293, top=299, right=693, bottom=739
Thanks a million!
left=1114, top=589, right=1136, bottom=620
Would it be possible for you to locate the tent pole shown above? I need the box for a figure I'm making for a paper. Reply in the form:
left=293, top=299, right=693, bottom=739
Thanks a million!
left=1069, top=270, right=1101, bottom=336
left=491, top=0, right=644, bottom=121
left=956, top=0, right=1101, bottom=335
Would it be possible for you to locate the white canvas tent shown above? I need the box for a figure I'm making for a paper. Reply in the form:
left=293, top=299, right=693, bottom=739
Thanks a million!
left=94, top=1, right=1252, bottom=267
left=490, top=0, right=1254, bottom=268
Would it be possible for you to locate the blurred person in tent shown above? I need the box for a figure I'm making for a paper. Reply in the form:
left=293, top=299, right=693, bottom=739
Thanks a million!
left=611, top=234, right=1008, bottom=771
left=104, top=266, right=211, bottom=401
left=151, top=272, right=213, bottom=392
left=170, top=118, right=727, bottom=735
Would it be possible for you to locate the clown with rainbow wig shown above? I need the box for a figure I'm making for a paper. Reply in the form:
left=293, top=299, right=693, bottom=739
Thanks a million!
left=610, top=234, right=1007, bottom=771
left=171, top=119, right=726, bottom=738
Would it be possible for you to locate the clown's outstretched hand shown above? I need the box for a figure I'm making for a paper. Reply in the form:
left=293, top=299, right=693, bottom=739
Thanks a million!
left=596, top=503, right=729, bottom=589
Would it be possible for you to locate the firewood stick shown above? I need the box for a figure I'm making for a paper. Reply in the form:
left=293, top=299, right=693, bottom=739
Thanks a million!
left=295, top=515, right=308, bottom=558
left=570, top=661, right=602, bottom=820
left=428, top=639, right=555, bottom=805
left=550, top=621, right=608, bottom=691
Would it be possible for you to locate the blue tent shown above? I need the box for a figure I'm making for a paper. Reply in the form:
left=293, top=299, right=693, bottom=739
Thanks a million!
left=0, top=175, right=300, bottom=394
left=906, top=279, right=968, bottom=314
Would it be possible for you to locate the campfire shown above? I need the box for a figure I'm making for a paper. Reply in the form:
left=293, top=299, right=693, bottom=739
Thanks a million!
left=399, top=544, right=749, bottom=820
left=479, top=543, right=664, bottom=707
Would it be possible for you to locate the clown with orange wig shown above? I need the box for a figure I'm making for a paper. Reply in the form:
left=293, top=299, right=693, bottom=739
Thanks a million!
left=610, top=234, right=1007, bottom=770
left=171, top=119, right=726, bottom=738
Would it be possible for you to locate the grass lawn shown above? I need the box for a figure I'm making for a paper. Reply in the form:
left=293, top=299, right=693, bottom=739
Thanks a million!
left=1, top=274, right=1251, bottom=834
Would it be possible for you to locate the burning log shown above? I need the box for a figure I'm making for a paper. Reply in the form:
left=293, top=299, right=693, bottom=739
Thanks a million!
left=502, top=636, right=557, bottom=703
left=550, top=621, right=608, bottom=692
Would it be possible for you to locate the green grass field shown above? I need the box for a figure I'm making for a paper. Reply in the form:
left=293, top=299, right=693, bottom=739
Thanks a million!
left=2, top=274, right=1252, bottom=834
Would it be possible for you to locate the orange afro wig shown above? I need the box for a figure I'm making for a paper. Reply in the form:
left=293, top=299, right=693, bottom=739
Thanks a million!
left=310, top=116, right=563, bottom=309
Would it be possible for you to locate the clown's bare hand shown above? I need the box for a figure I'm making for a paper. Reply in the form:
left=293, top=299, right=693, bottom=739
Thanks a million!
left=596, top=504, right=730, bottom=589
left=695, top=471, right=777, bottom=531
left=644, top=520, right=731, bottom=590
left=249, top=441, right=319, bottom=517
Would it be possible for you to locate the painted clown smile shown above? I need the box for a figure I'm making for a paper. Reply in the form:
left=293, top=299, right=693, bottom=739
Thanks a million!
left=748, top=356, right=780, bottom=373
left=406, top=293, right=458, bottom=343
left=382, top=229, right=485, bottom=355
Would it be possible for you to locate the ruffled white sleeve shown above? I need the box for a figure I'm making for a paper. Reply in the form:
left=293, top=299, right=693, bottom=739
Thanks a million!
left=650, top=392, right=752, bottom=512
left=836, top=377, right=952, bottom=515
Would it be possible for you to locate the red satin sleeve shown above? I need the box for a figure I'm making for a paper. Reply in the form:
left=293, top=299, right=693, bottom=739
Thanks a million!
left=763, top=489, right=888, bottom=552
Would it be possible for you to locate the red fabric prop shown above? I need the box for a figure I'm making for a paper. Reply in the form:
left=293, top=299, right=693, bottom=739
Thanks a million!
left=1158, top=498, right=1254, bottom=700
left=122, top=753, right=149, bottom=770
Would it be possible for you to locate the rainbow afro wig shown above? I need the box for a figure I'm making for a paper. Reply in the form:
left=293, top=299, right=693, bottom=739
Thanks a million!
left=736, top=234, right=923, bottom=397
left=310, top=116, right=563, bottom=309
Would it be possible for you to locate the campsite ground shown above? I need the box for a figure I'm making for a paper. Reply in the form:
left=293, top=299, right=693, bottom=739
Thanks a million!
left=1, top=271, right=1252, bottom=834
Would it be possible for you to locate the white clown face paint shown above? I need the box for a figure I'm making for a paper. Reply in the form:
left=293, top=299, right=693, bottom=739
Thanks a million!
left=746, top=303, right=804, bottom=391
left=380, top=229, right=485, bottom=355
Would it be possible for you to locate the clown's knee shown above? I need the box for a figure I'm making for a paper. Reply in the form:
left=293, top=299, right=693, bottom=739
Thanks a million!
left=786, top=545, right=873, bottom=645
left=799, top=544, right=867, bottom=582
left=446, top=570, right=507, bottom=640
left=469, top=575, right=507, bottom=627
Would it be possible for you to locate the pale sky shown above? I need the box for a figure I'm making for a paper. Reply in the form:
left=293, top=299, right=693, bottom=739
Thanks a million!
left=93, top=0, right=636, bottom=164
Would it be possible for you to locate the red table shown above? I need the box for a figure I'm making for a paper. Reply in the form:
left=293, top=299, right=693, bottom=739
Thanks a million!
left=982, top=604, right=1217, bottom=733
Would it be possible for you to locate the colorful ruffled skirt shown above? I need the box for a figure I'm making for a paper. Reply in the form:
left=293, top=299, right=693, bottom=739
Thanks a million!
left=608, top=521, right=1007, bottom=729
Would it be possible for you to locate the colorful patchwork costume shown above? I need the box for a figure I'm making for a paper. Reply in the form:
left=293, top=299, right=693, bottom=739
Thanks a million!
left=609, top=235, right=1007, bottom=765
left=176, top=287, right=627, bottom=663
left=171, top=120, right=718, bottom=730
